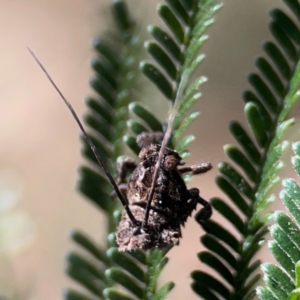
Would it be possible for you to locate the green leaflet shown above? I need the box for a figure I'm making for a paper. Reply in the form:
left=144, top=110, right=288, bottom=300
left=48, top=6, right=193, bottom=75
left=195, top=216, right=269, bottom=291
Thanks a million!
left=138, top=0, right=222, bottom=151
left=193, top=1, right=300, bottom=300
left=258, top=47, right=300, bottom=300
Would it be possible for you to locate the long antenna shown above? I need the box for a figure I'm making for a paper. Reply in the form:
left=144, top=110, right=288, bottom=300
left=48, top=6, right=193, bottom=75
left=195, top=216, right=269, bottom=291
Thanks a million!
left=142, top=72, right=189, bottom=228
left=28, top=48, right=139, bottom=226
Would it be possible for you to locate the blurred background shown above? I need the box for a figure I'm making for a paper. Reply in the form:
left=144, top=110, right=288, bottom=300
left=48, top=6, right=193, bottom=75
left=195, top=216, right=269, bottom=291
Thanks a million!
left=0, top=0, right=289, bottom=299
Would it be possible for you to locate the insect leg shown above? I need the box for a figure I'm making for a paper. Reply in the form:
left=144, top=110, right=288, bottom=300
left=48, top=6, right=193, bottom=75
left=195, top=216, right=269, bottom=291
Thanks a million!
left=29, top=48, right=141, bottom=227
left=189, top=188, right=212, bottom=223
left=110, top=157, right=137, bottom=198
left=179, top=162, right=212, bottom=175
left=116, top=157, right=137, bottom=185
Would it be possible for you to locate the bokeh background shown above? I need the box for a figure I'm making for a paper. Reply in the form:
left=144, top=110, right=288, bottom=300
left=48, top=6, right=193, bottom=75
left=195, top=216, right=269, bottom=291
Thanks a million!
left=0, top=0, right=290, bottom=299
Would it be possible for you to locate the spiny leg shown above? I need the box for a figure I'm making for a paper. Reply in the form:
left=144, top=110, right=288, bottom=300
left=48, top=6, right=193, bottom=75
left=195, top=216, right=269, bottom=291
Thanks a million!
left=110, top=183, right=128, bottom=198
left=111, top=157, right=137, bottom=198
left=116, top=157, right=138, bottom=185
left=189, top=188, right=212, bottom=224
left=179, top=162, right=212, bottom=175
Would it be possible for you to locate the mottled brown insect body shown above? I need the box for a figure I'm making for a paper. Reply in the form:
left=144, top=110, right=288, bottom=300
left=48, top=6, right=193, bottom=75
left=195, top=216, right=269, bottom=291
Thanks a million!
left=117, top=204, right=181, bottom=251
left=116, top=143, right=212, bottom=251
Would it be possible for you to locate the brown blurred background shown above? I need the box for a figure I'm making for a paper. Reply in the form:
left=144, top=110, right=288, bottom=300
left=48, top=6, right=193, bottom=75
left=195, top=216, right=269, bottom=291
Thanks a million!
left=0, top=0, right=288, bottom=299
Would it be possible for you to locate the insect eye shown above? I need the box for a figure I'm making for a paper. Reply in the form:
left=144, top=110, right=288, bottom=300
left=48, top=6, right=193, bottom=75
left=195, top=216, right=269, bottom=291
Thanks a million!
left=163, top=155, right=179, bottom=171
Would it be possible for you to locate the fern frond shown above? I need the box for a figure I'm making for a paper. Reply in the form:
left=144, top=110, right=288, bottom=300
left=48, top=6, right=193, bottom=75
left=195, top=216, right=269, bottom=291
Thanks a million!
left=65, top=1, right=139, bottom=299
left=105, top=248, right=174, bottom=300
left=136, top=0, right=222, bottom=157
left=192, top=2, right=300, bottom=299
left=257, top=143, right=300, bottom=297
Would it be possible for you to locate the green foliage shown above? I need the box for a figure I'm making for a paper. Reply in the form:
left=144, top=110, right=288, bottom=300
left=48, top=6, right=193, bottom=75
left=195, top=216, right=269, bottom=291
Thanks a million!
left=65, top=0, right=220, bottom=300
left=192, top=1, right=300, bottom=299
left=131, top=0, right=222, bottom=159
left=257, top=142, right=300, bottom=299
left=65, top=1, right=140, bottom=299
left=257, top=134, right=300, bottom=299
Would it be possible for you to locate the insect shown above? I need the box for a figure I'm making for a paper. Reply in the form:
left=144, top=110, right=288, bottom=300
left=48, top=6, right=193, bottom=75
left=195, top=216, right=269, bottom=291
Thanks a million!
left=116, top=132, right=212, bottom=250
left=29, top=49, right=212, bottom=251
